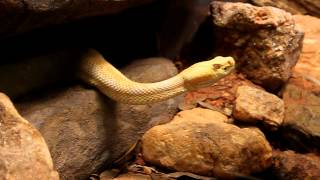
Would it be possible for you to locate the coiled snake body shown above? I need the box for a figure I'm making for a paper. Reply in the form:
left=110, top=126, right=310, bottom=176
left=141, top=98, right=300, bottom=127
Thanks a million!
left=79, top=49, right=235, bottom=104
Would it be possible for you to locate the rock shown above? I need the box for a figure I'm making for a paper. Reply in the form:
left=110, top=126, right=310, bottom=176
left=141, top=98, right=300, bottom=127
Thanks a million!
left=233, top=85, right=284, bottom=129
left=179, top=72, right=261, bottom=116
left=0, top=49, right=80, bottom=99
left=0, top=0, right=155, bottom=38
left=100, top=171, right=151, bottom=180
left=210, top=2, right=304, bottom=91
left=142, top=108, right=272, bottom=178
left=251, top=0, right=320, bottom=18
left=293, top=15, right=320, bottom=81
left=0, top=93, right=59, bottom=179
left=272, top=150, right=320, bottom=179
left=16, top=57, right=181, bottom=179
left=281, top=75, right=320, bottom=152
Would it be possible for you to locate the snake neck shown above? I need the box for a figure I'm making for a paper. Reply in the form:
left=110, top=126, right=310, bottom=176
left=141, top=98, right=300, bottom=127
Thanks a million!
left=79, top=53, right=187, bottom=104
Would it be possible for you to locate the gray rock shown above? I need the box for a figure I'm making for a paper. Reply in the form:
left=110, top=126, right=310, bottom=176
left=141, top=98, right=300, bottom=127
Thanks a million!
left=210, top=2, right=304, bottom=91
left=0, top=92, right=59, bottom=180
left=17, top=57, right=181, bottom=179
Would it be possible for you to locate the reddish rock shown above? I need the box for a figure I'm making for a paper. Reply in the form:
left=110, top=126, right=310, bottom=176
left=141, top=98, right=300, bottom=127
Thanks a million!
left=0, top=0, right=155, bottom=38
left=142, top=108, right=272, bottom=178
left=251, top=0, right=320, bottom=18
left=282, top=75, right=320, bottom=151
left=210, top=2, right=304, bottom=91
left=0, top=93, right=59, bottom=180
left=233, top=86, right=284, bottom=129
left=272, top=150, right=320, bottom=179
left=293, top=15, right=320, bottom=81
left=180, top=72, right=260, bottom=116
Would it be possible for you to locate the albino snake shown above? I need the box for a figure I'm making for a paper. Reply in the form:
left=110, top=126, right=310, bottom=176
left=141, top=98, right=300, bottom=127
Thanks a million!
left=78, top=49, right=235, bottom=104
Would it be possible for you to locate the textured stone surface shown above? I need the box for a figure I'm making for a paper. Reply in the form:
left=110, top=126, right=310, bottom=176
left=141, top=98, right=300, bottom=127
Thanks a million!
left=0, top=0, right=154, bottom=38
left=233, top=86, right=284, bottom=128
left=17, top=57, right=181, bottom=179
left=293, top=15, right=320, bottom=81
left=210, top=2, right=304, bottom=91
left=100, top=171, right=152, bottom=180
left=180, top=72, right=261, bottom=116
left=251, top=0, right=320, bottom=18
left=0, top=93, right=59, bottom=180
left=272, top=150, right=320, bottom=180
left=142, top=108, right=272, bottom=178
left=282, top=75, right=320, bottom=152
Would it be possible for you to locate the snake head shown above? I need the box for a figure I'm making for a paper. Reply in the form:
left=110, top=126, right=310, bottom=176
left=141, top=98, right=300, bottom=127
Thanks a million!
left=182, top=56, right=235, bottom=90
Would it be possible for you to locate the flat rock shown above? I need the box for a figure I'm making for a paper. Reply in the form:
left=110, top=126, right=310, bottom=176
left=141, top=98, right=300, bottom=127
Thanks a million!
left=17, top=57, right=181, bottom=179
left=233, top=85, right=284, bottom=129
left=272, top=150, right=320, bottom=179
left=210, top=2, right=304, bottom=91
left=0, top=0, right=154, bottom=38
left=251, top=0, right=320, bottom=18
left=281, top=75, right=320, bottom=152
left=293, top=15, right=320, bottom=81
left=142, top=108, right=272, bottom=178
left=0, top=93, right=59, bottom=180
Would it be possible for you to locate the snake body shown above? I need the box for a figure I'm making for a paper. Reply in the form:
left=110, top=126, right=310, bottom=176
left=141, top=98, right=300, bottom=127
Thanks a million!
left=79, top=49, right=235, bottom=104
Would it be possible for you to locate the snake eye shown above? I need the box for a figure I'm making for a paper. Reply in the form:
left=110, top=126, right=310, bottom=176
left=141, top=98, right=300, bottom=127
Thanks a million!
left=212, top=64, right=222, bottom=70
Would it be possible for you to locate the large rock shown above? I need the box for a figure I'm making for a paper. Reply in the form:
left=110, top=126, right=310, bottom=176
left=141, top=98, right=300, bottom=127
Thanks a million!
left=272, top=150, right=320, bottom=179
left=282, top=75, right=320, bottom=152
left=293, top=15, right=320, bottom=81
left=251, top=0, right=320, bottom=18
left=17, top=57, right=181, bottom=179
left=142, top=108, right=272, bottom=178
left=210, top=2, right=304, bottom=91
left=0, top=0, right=155, bottom=38
left=0, top=93, right=59, bottom=180
left=233, top=85, right=284, bottom=129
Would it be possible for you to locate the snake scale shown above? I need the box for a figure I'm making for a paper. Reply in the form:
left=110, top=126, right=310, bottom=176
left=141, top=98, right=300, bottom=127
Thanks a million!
left=78, top=49, right=235, bottom=104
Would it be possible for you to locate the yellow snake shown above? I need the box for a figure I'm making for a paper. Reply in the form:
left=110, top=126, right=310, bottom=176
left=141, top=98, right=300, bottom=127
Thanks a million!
left=78, top=49, right=235, bottom=104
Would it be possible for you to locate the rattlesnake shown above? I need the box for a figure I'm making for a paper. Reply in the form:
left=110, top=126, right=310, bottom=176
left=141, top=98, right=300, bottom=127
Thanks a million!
left=79, top=49, right=235, bottom=104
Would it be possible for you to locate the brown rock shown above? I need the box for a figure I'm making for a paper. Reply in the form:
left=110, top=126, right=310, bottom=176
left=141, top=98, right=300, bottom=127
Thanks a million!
left=210, top=2, right=304, bottom=91
left=293, top=15, right=320, bottom=81
left=142, top=108, right=272, bottom=178
left=0, top=93, right=59, bottom=180
left=251, top=0, right=320, bottom=18
left=16, top=57, right=181, bottom=179
left=233, top=85, right=284, bottom=129
left=0, top=0, right=154, bottom=38
left=282, top=75, right=320, bottom=152
left=272, top=150, right=320, bottom=179
left=100, top=171, right=151, bottom=180
left=180, top=72, right=261, bottom=116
